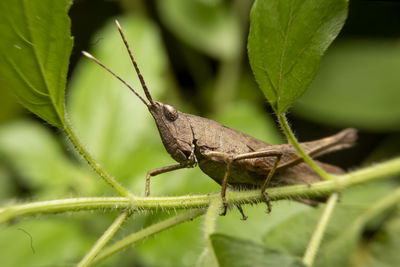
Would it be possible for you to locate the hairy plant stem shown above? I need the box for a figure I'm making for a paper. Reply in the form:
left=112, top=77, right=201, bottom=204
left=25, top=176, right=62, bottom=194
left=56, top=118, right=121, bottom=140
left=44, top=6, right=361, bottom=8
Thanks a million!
left=204, top=198, right=221, bottom=239
left=278, top=114, right=333, bottom=180
left=302, top=193, right=339, bottom=267
left=78, top=212, right=129, bottom=267
left=91, top=209, right=205, bottom=265
left=63, top=118, right=133, bottom=198
left=1, top=156, right=399, bottom=223
left=203, top=198, right=222, bottom=267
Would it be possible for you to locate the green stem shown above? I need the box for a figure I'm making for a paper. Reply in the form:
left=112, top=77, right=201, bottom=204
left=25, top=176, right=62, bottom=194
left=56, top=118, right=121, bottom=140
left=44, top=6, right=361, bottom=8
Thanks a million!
left=278, top=114, right=333, bottom=180
left=203, top=198, right=222, bottom=267
left=63, top=118, right=133, bottom=198
left=302, top=193, right=339, bottom=267
left=1, top=157, right=400, bottom=223
left=78, top=212, right=129, bottom=267
left=91, top=209, right=205, bottom=265
left=204, top=198, right=221, bottom=239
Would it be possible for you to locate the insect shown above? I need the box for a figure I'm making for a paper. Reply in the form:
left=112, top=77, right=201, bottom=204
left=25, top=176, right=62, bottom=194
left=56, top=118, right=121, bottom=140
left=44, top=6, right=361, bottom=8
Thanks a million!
left=83, top=20, right=357, bottom=220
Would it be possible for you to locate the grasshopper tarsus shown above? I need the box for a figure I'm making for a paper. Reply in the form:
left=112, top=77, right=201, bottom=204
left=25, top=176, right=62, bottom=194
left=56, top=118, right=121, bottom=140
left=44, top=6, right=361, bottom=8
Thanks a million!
left=262, top=191, right=272, bottom=214
left=220, top=205, right=228, bottom=217
left=236, top=205, right=248, bottom=220
left=220, top=204, right=248, bottom=220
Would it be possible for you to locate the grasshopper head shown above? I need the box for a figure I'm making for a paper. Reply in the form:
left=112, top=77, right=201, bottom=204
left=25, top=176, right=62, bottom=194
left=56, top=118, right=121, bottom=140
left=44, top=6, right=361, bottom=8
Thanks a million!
left=147, top=102, right=194, bottom=163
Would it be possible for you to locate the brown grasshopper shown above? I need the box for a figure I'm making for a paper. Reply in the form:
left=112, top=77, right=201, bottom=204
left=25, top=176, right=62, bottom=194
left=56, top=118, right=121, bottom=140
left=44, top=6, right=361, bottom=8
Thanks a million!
left=83, top=21, right=357, bottom=220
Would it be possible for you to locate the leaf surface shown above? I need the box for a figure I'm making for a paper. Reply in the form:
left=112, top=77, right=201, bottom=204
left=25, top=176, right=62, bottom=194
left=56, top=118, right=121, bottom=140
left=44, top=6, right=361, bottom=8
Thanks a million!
left=0, top=120, right=99, bottom=198
left=359, top=212, right=400, bottom=267
left=248, top=0, right=347, bottom=113
left=0, top=219, right=93, bottom=267
left=157, top=0, right=241, bottom=60
left=261, top=181, right=399, bottom=267
left=0, top=0, right=73, bottom=127
left=211, top=233, right=305, bottom=267
left=293, top=40, right=400, bottom=131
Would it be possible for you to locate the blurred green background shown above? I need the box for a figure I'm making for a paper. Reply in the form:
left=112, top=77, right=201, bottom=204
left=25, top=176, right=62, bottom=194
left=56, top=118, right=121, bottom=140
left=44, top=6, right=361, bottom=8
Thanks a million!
left=0, top=0, right=399, bottom=266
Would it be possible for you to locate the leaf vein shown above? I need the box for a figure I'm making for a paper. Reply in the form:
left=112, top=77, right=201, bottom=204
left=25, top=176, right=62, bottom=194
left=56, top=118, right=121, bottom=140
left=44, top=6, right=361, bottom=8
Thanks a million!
left=278, top=0, right=296, bottom=94
left=6, top=56, right=50, bottom=97
left=284, top=11, right=333, bottom=78
left=8, top=16, right=34, bottom=47
left=22, top=0, right=62, bottom=118
left=254, top=64, right=278, bottom=96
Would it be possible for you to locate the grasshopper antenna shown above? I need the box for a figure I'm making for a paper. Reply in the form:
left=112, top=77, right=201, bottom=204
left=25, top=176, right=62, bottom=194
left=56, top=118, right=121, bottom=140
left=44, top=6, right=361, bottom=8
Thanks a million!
left=115, top=20, right=155, bottom=106
left=82, top=51, right=149, bottom=106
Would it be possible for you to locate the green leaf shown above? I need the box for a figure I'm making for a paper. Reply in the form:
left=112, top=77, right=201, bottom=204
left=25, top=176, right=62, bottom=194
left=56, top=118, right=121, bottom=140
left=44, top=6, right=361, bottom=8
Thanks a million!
left=0, top=0, right=73, bottom=128
left=248, top=0, right=348, bottom=114
left=261, top=182, right=399, bottom=267
left=0, top=218, right=93, bottom=267
left=0, top=120, right=99, bottom=198
left=157, top=0, right=241, bottom=60
left=262, top=205, right=370, bottom=267
left=134, top=214, right=206, bottom=267
left=359, top=211, right=400, bottom=267
left=211, top=233, right=305, bottom=267
left=214, top=200, right=311, bottom=243
left=0, top=83, right=23, bottom=124
left=292, top=40, right=400, bottom=131
left=262, top=205, right=365, bottom=259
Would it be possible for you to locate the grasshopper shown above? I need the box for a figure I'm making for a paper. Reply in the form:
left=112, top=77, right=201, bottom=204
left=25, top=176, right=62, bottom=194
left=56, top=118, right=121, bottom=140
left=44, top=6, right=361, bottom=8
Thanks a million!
left=83, top=20, right=357, bottom=220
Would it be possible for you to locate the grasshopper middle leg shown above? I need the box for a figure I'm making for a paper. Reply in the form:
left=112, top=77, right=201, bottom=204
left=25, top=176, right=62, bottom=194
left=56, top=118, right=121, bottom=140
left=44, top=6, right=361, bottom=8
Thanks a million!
left=260, top=153, right=282, bottom=213
left=205, top=150, right=283, bottom=217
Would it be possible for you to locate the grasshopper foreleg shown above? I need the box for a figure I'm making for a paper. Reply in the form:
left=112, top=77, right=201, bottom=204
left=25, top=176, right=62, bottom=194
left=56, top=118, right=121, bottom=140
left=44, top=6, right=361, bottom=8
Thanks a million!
left=145, top=164, right=186, bottom=196
left=145, top=142, right=197, bottom=196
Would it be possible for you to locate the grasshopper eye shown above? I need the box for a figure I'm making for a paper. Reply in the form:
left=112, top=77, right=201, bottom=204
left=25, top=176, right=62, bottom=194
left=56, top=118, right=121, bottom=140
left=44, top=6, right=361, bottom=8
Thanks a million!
left=163, top=104, right=178, bottom=121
